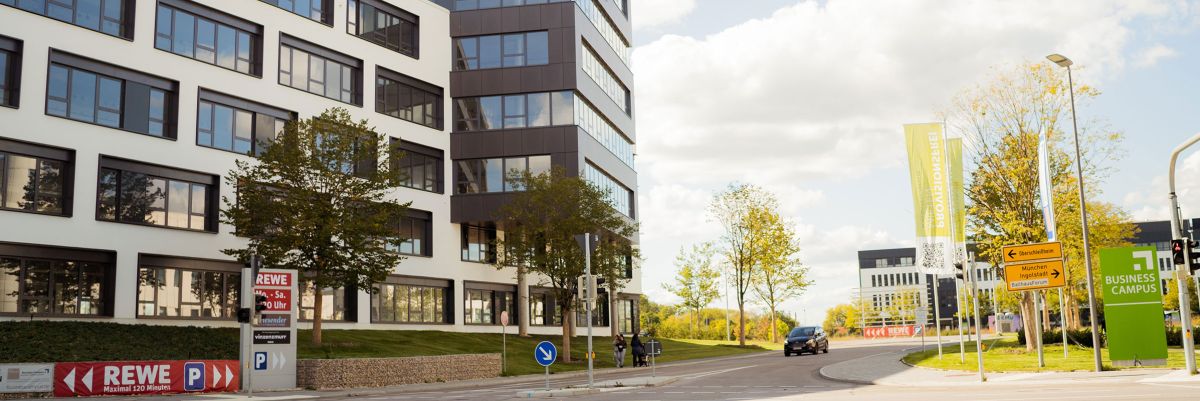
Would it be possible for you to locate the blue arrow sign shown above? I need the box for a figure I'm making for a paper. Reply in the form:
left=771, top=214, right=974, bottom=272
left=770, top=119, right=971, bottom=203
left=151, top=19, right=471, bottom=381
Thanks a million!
left=534, top=341, right=557, bottom=367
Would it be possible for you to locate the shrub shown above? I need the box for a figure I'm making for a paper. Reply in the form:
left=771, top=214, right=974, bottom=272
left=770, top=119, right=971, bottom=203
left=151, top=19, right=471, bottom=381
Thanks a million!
left=1017, top=328, right=1099, bottom=348
left=0, top=321, right=238, bottom=363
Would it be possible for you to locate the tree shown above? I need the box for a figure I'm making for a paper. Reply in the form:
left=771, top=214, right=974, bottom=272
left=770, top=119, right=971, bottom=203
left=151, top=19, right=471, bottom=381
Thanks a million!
left=494, top=167, right=638, bottom=362
left=221, top=108, right=408, bottom=346
left=662, top=243, right=721, bottom=337
left=709, top=183, right=778, bottom=346
left=947, top=62, right=1129, bottom=350
left=751, top=207, right=811, bottom=343
left=823, top=303, right=861, bottom=335
left=1164, top=278, right=1200, bottom=317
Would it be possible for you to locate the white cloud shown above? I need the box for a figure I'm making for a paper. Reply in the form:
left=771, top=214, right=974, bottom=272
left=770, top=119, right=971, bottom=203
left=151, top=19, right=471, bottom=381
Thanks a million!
left=1134, top=44, right=1179, bottom=67
left=632, top=0, right=1198, bottom=320
left=632, top=0, right=697, bottom=30
left=1123, top=151, right=1200, bottom=222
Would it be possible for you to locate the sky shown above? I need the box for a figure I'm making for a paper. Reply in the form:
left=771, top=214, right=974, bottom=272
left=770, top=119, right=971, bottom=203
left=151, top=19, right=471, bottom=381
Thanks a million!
left=628, top=0, right=1200, bottom=325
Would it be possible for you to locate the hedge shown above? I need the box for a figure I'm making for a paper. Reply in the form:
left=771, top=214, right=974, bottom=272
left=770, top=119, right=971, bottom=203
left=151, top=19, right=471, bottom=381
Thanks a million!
left=0, top=321, right=238, bottom=363
left=1017, top=327, right=1200, bottom=348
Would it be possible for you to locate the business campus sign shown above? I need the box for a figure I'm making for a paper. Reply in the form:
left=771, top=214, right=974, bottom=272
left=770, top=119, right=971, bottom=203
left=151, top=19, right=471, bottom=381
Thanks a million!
left=1100, top=246, right=1167, bottom=366
left=53, top=360, right=239, bottom=397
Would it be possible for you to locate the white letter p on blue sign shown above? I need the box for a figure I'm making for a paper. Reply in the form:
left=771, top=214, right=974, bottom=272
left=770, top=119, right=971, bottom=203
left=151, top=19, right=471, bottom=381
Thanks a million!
left=184, top=362, right=206, bottom=391
left=255, top=352, right=268, bottom=370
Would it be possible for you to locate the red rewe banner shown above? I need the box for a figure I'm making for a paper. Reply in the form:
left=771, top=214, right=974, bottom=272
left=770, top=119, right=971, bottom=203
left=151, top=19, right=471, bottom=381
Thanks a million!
left=256, top=272, right=292, bottom=287
left=54, top=360, right=239, bottom=397
left=863, top=325, right=919, bottom=339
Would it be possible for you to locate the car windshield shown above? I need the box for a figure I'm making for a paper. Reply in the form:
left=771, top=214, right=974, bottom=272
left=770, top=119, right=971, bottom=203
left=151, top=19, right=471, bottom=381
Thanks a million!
left=790, top=327, right=816, bottom=337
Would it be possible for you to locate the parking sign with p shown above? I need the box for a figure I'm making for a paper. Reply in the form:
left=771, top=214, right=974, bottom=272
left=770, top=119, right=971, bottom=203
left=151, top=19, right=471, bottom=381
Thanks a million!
left=184, top=362, right=206, bottom=392
left=254, top=352, right=268, bottom=370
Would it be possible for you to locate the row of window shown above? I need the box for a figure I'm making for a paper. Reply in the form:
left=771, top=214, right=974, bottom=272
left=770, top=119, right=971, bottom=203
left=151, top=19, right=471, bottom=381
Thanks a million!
left=1, top=248, right=638, bottom=329
left=870, top=272, right=921, bottom=288
left=453, top=31, right=549, bottom=71
left=583, top=161, right=633, bottom=217
left=0, top=1, right=419, bottom=61
left=871, top=256, right=915, bottom=268
left=574, top=94, right=634, bottom=166
left=455, top=155, right=552, bottom=195
left=450, top=0, right=630, bottom=19
left=576, top=0, right=630, bottom=66
left=581, top=42, right=629, bottom=114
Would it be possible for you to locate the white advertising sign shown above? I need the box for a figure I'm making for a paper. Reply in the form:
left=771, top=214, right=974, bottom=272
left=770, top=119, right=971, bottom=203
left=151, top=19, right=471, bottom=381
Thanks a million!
left=0, top=364, right=54, bottom=393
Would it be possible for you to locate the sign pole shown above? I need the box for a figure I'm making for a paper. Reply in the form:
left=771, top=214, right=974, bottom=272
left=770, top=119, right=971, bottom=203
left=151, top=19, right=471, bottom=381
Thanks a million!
left=545, top=366, right=549, bottom=390
left=584, top=233, right=594, bottom=389
left=1059, top=288, right=1068, bottom=358
left=970, top=253, right=986, bottom=382
left=1035, top=291, right=1045, bottom=368
left=502, top=323, right=507, bottom=375
left=957, top=279, right=965, bottom=364
left=932, top=277, right=943, bottom=359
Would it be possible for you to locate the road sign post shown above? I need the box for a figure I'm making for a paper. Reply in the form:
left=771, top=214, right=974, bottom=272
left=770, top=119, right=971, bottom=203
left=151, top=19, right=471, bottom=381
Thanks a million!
left=534, top=341, right=557, bottom=391
left=645, top=339, right=661, bottom=377
left=1001, top=242, right=1065, bottom=371
left=500, top=311, right=509, bottom=375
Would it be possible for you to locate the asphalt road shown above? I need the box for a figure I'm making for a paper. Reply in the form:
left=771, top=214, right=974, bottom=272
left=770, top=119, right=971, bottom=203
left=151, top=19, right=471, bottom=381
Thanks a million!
left=321, top=340, right=1200, bottom=401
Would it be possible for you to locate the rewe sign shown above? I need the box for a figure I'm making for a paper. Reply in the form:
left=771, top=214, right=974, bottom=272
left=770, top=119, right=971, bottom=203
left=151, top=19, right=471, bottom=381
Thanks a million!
left=864, top=325, right=918, bottom=339
left=54, top=360, right=239, bottom=397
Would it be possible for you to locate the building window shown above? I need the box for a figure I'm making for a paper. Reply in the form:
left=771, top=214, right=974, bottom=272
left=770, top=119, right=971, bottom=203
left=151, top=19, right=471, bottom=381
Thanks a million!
left=347, top=0, right=418, bottom=58
left=298, top=280, right=351, bottom=321
left=0, top=138, right=74, bottom=216
left=136, top=257, right=239, bottom=319
left=455, top=155, right=551, bottom=194
left=899, top=256, right=914, bottom=266
left=581, top=42, right=629, bottom=114
left=576, top=293, right=608, bottom=326
left=1, top=0, right=132, bottom=39
left=0, top=245, right=113, bottom=316
left=461, top=224, right=496, bottom=263
left=0, top=35, right=21, bottom=108
left=574, top=94, right=634, bottom=167
left=154, top=1, right=261, bottom=76
left=583, top=161, right=633, bottom=217
left=46, top=51, right=178, bottom=139
left=454, top=31, right=548, bottom=70
left=616, top=298, right=635, bottom=334
left=260, top=0, right=330, bottom=24
left=95, top=156, right=217, bottom=232
left=451, top=0, right=570, bottom=10
left=197, top=90, right=293, bottom=156
left=454, top=91, right=573, bottom=132
left=392, top=140, right=443, bottom=193
left=372, top=282, right=447, bottom=323
left=279, top=35, right=362, bottom=105
left=376, top=68, right=443, bottom=129
left=464, top=286, right=515, bottom=325
left=389, top=210, right=432, bottom=257
left=874, top=258, right=887, bottom=268
left=530, top=291, right=562, bottom=326
left=577, top=0, right=630, bottom=66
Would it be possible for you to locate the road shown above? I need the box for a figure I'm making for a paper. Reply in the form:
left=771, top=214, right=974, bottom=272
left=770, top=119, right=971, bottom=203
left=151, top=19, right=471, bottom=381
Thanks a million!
left=318, top=340, right=1200, bottom=401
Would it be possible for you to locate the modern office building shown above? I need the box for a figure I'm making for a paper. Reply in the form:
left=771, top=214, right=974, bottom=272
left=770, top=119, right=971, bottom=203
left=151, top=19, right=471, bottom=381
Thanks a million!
left=857, top=219, right=1200, bottom=327
left=434, top=0, right=640, bottom=334
left=0, top=0, right=639, bottom=335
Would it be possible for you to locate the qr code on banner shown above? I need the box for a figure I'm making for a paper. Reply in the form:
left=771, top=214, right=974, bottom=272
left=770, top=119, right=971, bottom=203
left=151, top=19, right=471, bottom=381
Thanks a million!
left=920, top=241, right=944, bottom=270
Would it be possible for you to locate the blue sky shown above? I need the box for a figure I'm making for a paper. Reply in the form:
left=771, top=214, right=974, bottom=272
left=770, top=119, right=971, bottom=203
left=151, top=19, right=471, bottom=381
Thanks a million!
left=628, top=0, right=1200, bottom=323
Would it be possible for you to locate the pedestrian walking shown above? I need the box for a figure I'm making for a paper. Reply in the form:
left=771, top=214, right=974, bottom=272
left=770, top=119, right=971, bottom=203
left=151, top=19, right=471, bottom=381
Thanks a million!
left=613, top=333, right=627, bottom=367
left=631, top=333, right=646, bottom=367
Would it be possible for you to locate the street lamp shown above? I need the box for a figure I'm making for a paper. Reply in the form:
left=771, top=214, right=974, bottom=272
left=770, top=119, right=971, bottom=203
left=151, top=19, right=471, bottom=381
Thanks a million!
left=1045, top=53, right=1102, bottom=373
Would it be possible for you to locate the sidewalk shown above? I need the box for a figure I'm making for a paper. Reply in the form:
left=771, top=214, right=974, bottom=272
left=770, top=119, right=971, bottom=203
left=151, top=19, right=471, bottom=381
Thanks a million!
left=818, top=346, right=1200, bottom=387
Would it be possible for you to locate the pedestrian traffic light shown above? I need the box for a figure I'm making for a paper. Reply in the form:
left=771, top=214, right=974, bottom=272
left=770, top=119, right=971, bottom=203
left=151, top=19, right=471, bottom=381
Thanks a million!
left=254, top=294, right=268, bottom=313
left=1172, top=239, right=1186, bottom=266
left=236, top=307, right=252, bottom=323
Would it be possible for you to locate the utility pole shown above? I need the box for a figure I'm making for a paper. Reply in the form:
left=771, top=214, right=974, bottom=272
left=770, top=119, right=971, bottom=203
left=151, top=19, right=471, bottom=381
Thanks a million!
left=1167, top=133, right=1200, bottom=375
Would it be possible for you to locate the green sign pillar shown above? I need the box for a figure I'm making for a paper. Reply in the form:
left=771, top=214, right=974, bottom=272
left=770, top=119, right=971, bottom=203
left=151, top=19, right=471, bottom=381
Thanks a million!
left=1100, top=246, right=1168, bottom=366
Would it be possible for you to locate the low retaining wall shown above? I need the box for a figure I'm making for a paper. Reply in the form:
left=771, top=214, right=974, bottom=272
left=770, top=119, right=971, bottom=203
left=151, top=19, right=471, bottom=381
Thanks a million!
left=297, top=354, right=502, bottom=389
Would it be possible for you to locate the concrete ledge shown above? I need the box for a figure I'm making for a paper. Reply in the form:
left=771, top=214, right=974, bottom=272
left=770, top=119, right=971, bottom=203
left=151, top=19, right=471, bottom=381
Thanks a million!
left=515, top=388, right=602, bottom=398
left=569, top=376, right=679, bottom=388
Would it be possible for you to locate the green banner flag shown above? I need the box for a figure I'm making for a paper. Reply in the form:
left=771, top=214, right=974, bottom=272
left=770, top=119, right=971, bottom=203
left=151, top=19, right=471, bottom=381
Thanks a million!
left=904, top=123, right=953, bottom=275
left=1100, top=246, right=1167, bottom=366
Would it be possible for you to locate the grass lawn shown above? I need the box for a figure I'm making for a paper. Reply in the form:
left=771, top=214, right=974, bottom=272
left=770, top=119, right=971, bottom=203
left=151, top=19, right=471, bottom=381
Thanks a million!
left=904, top=334, right=1200, bottom=372
left=299, top=330, right=768, bottom=376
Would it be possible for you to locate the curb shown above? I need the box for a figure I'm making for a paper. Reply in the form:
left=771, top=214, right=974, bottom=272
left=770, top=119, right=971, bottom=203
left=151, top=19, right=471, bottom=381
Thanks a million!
left=515, top=388, right=602, bottom=398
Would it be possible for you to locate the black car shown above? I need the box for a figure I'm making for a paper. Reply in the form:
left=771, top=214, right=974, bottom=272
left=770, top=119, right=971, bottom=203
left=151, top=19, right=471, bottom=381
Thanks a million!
left=784, top=326, right=829, bottom=356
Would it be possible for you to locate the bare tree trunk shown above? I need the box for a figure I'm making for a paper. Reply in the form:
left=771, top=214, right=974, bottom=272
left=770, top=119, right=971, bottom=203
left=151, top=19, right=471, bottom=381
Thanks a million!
left=738, top=303, right=746, bottom=346
left=561, top=306, right=572, bottom=362
left=1020, top=294, right=1036, bottom=352
left=768, top=306, right=777, bottom=343
left=610, top=286, right=619, bottom=337
left=518, top=267, right=529, bottom=337
left=312, top=283, right=324, bottom=346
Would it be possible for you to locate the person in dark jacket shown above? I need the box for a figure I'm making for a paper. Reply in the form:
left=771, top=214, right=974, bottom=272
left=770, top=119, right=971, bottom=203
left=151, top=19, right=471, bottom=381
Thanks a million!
left=631, top=333, right=646, bottom=367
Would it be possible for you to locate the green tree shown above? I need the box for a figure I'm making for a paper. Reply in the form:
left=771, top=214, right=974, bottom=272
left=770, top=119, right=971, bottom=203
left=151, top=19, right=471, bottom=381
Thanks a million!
left=823, top=303, right=861, bottom=335
left=494, top=167, right=638, bottom=362
left=947, top=62, right=1128, bottom=350
left=221, top=108, right=408, bottom=346
left=662, top=243, right=721, bottom=338
left=709, top=183, right=778, bottom=346
left=1164, top=278, right=1200, bottom=317
left=751, top=207, right=811, bottom=342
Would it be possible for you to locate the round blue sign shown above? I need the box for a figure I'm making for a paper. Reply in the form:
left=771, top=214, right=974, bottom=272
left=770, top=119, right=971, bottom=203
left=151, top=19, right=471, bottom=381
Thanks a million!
left=534, top=341, right=557, bottom=367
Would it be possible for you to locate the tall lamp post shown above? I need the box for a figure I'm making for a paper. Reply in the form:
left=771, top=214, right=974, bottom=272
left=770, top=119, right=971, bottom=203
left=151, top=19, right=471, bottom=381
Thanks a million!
left=1046, top=53, right=1103, bottom=372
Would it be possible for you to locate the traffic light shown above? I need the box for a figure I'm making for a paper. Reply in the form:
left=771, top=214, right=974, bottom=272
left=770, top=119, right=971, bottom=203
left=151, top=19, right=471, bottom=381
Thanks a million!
left=1190, top=240, right=1200, bottom=272
left=254, top=294, right=269, bottom=313
left=1172, top=239, right=1187, bottom=266
left=236, top=307, right=252, bottom=323
left=953, top=263, right=965, bottom=281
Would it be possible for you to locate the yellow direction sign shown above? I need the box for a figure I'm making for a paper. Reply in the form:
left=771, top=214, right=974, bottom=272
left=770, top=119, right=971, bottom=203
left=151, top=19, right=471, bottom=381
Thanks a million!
left=1002, top=242, right=1062, bottom=264
left=1004, top=259, right=1066, bottom=291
